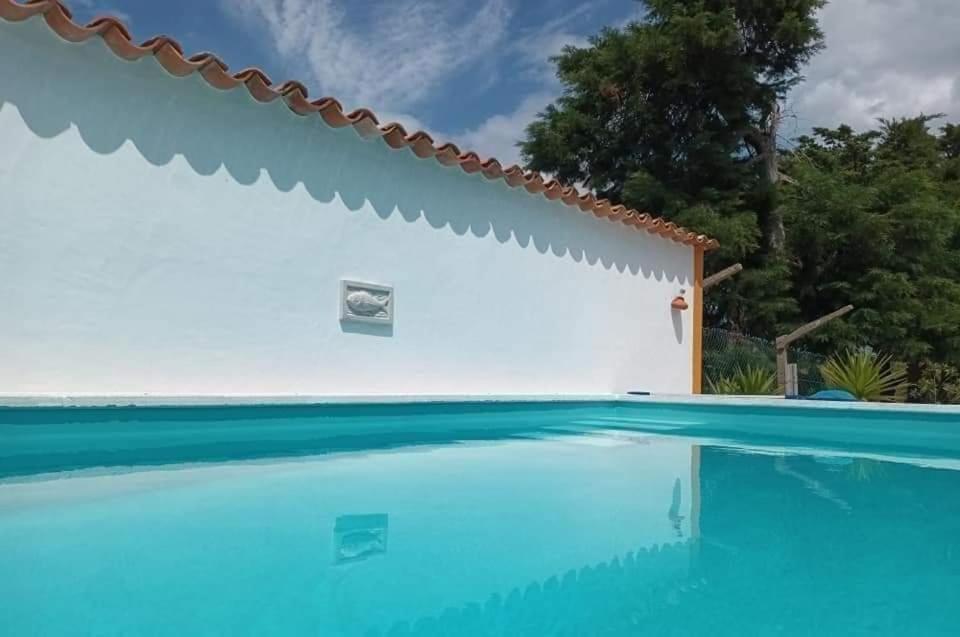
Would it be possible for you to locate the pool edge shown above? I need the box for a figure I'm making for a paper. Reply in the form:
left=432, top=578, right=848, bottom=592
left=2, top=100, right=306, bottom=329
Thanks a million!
left=2, top=392, right=959, bottom=416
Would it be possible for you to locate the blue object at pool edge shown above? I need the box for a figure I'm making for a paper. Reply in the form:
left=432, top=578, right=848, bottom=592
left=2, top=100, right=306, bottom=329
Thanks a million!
left=809, top=389, right=859, bottom=401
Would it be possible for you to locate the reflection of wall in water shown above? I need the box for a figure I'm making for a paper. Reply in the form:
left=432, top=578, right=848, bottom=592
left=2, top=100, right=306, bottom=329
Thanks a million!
left=320, top=436, right=698, bottom=636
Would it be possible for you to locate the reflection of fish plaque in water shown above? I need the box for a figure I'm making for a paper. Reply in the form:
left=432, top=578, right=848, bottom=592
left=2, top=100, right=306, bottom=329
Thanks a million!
left=339, top=280, right=393, bottom=325
left=334, top=514, right=389, bottom=564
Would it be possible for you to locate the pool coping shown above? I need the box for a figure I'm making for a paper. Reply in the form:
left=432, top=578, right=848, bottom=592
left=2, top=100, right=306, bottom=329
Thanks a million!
left=0, top=393, right=616, bottom=408
left=624, top=393, right=960, bottom=414
left=2, top=392, right=960, bottom=415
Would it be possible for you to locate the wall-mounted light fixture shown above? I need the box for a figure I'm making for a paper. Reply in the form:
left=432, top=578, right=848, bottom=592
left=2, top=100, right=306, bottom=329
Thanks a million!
left=671, top=289, right=689, bottom=311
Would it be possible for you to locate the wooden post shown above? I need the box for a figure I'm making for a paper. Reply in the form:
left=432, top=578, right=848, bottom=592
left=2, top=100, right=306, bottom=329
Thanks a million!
left=692, top=248, right=705, bottom=393
left=775, top=343, right=789, bottom=395
left=693, top=262, right=741, bottom=393
left=702, top=263, right=742, bottom=290
left=775, top=304, right=854, bottom=394
left=785, top=362, right=799, bottom=396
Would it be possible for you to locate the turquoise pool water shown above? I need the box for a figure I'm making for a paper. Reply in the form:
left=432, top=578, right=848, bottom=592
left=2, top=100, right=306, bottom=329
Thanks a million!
left=1, top=400, right=959, bottom=636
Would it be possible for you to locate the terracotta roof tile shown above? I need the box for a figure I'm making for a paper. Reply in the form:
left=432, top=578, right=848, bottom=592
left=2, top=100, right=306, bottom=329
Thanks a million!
left=0, top=0, right=719, bottom=251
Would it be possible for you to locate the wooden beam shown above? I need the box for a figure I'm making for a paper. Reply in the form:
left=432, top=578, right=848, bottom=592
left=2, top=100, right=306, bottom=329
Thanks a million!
left=692, top=247, right=705, bottom=394
left=702, top=263, right=743, bottom=290
left=775, top=304, right=854, bottom=349
left=776, top=345, right=788, bottom=396
left=775, top=304, right=854, bottom=394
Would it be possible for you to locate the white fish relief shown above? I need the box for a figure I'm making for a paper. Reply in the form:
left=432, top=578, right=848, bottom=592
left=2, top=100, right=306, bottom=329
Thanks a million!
left=345, top=290, right=390, bottom=317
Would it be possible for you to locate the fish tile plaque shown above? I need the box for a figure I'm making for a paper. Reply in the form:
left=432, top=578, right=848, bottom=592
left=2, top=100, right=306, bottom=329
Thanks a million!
left=340, top=280, right=394, bottom=325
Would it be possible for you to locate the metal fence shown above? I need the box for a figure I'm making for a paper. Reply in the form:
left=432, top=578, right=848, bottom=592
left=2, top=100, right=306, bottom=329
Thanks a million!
left=702, top=327, right=827, bottom=395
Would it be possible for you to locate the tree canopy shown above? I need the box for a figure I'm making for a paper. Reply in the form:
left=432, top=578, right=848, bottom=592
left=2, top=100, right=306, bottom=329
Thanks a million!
left=521, top=0, right=960, bottom=396
left=781, top=117, right=960, bottom=368
left=522, top=0, right=826, bottom=336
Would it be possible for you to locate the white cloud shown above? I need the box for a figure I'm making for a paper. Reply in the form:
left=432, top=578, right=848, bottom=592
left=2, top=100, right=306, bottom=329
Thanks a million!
left=508, top=6, right=592, bottom=82
left=221, top=0, right=625, bottom=168
left=451, top=92, right=554, bottom=166
left=788, top=0, right=960, bottom=136
left=374, top=111, right=430, bottom=134
left=442, top=3, right=598, bottom=165
left=227, top=0, right=511, bottom=113
left=70, top=0, right=132, bottom=24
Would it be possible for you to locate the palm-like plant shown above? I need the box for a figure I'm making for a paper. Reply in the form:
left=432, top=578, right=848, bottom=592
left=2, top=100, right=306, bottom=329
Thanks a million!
left=707, top=365, right=777, bottom=395
left=819, top=349, right=908, bottom=402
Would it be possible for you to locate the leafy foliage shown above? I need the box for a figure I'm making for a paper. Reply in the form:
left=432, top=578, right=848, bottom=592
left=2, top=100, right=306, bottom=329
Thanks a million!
left=912, top=362, right=960, bottom=404
left=521, top=0, right=825, bottom=336
left=781, top=118, right=960, bottom=367
left=707, top=365, right=777, bottom=395
left=819, top=350, right=908, bottom=402
left=522, top=3, right=960, bottom=402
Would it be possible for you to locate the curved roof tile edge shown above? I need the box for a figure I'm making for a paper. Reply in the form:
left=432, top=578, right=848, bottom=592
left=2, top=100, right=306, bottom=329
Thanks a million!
left=0, top=0, right=719, bottom=251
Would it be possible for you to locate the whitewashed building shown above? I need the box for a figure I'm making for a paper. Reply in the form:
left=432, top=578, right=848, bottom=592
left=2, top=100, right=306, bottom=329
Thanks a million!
left=0, top=0, right=717, bottom=397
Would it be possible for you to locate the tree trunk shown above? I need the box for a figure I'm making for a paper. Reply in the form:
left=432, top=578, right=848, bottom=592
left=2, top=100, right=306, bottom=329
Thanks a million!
left=761, top=102, right=786, bottom=255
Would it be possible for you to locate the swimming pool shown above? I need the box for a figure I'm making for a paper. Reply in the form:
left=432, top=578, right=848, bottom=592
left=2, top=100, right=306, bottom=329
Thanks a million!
left=2, top=399, right=959, bottom=635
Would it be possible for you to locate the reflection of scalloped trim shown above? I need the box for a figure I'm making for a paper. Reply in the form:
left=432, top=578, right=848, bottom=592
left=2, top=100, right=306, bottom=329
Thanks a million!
left=376, top=541, right=693, bottom=635
left=0, top=0, right=719, bottom=251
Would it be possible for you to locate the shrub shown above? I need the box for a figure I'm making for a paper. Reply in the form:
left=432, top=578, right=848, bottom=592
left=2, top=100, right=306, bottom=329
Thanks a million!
left=912, top=362, right=960, bottom=404
left=707, top=365, right=778, bottom=395
left=819, top=349, right=908, bottom=402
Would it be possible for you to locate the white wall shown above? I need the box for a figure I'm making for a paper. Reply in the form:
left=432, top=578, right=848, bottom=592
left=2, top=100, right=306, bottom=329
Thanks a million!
left=0, top=18, right=694, bottom=396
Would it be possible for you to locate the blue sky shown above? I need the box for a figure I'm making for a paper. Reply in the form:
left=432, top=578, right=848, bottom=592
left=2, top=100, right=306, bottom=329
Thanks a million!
left=70, top=0, right=960, bottom=166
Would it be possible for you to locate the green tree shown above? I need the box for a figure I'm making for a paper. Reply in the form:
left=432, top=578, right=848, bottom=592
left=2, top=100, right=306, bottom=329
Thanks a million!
left=522, top=0, right=825, bottom=335
left=521, top=2, right=960, bottom=400
left=780, top=117, right=960, bottom=374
